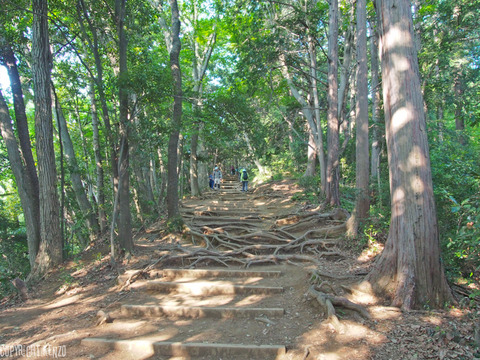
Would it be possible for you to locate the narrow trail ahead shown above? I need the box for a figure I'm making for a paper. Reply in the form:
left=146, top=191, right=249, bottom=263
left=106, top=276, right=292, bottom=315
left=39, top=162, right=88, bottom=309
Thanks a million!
left=81, top=175, right=360, bottom=359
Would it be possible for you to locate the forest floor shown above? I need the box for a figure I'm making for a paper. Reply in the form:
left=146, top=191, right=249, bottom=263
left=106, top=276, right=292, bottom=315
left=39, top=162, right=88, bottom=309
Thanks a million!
left=1, top=177, right=480, bottom=360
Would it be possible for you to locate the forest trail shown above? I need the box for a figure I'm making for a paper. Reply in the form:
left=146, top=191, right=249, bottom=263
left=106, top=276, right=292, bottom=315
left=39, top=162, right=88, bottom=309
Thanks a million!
left=0, top=176, right=476, bottom=359
left=79, top=175, right=356, bottom=359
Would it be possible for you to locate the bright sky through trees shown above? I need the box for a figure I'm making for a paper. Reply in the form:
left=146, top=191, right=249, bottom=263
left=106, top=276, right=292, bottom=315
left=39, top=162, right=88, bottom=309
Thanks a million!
left=0, top=66, right=9, bottom=90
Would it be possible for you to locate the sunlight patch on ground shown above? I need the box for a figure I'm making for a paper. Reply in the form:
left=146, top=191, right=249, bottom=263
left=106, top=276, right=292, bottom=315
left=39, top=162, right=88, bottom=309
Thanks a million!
left=368, top=306, right=402, bottom=320
left=420, top=314, right=443, bottom=326
left=156, top=294, right=235, bottom=307
left=43, top=294, right=82, bottom=309
left=235, top=294, right=266, bottom=307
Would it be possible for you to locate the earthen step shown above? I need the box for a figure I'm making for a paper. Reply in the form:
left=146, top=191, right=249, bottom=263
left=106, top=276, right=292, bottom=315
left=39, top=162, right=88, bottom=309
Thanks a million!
left=121, top=304, right=284, bottom=318
left=146, top=281, right=284, bottom=296
left=161, top=268, right=282, bottom=279
left=81, top=338, right=286, bottom=359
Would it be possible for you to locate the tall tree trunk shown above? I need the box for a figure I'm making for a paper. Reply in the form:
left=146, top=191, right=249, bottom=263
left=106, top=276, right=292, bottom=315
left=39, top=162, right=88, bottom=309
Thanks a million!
left=279, top=53, right=325, bottom=188
left=190, top=131, right=200, bottom=194
left=189, top=4, right=216, bottom=196
left=326, top=0, right=340, bottom=206
left=337, top=3, right=355, bottom=126
left=0, top=38, right=41, bottom=264
left=369, top=19, right=382, bottom=200
left=365, top=0, right=453, bottom=309
left=166, top=0, right=183, bottom=221
left=453, top=70, right=465, bottom=145
left=31, top=0, right=62, bottom=276
left=53, top=91, right=99, bottom=237
left=0, top=91, right=40, bottom=268
left=307, top=33, right=325, bottom=186
left=347, top=0, right=369, bottom=236
left=89, top=81, right=107, bottom=233
left=115, top=0, right=132, bottom=253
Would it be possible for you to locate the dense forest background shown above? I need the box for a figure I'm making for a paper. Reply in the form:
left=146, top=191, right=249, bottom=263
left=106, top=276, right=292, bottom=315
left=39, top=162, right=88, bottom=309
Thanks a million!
left=0, top=0, right=479, bottom=305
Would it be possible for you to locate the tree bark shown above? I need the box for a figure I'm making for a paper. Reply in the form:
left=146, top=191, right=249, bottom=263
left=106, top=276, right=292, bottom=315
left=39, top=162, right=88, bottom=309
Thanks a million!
left=89, top=81, right=107, bottom=233
left=369, top=19, right=382, bottom=200
left=326, top=0, right=340, bottom=206
left=347, top=0, right=370, bottom=236
left=166, top=0, right=183, bottom=221
left=365, top=0, right=454, bottom=309
left=31, top=0, right=62, bottom=275
left=304, top=129, right=316, bottom=177
left=115, top=0, right=133, bottom=253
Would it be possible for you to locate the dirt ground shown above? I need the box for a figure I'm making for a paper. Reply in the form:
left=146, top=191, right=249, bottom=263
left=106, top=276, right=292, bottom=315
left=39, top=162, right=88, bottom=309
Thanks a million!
left=1, top=179, right=479, bottom=360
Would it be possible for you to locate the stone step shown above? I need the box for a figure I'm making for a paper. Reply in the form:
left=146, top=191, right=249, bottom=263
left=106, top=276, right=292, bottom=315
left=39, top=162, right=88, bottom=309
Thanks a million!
left=82, top=338, right=286, bottom=359
left=121, top=304, right=285, bottom=319
left=182, top=210, right=259, bottom=217
left=161, top=268, right=283, bottom=279
left=146, top=281, right=284, bottom=296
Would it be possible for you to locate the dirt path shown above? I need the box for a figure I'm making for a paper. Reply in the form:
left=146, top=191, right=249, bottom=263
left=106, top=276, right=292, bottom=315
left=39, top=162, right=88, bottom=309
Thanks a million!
left=0, top=178, right=477, bottom=359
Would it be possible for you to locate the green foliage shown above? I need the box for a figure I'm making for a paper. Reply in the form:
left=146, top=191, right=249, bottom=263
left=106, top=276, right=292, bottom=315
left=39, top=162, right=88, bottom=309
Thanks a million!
left=445, top=195, right=480, bottom=277
left=429, top=127, right=480, bottom=277
left=0, top=231, right=29, bottom=298
left=166, top=216, right=185, bottom=234
left=291, top=176, right=322, bottom=204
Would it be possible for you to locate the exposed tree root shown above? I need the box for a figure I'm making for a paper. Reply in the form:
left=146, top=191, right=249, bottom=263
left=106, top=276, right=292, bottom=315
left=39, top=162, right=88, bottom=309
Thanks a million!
left=308, top=285, right=371, bottom=330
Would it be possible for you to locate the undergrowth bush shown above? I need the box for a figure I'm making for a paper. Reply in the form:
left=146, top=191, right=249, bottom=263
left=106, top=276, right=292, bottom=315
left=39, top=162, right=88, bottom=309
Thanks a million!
left=0, top=228, right=29, bottom=298
left=430, top=127, right=480, bottom=280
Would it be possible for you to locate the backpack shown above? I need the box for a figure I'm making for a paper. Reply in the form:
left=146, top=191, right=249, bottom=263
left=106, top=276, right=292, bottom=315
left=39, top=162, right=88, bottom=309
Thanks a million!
left=242, top=170, right=248, bottom=181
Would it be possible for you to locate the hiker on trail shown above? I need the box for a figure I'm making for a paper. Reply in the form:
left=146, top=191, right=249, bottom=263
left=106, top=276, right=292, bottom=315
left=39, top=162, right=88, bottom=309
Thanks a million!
left=213, top=166, right=222, bottom=190
left=231, top=165, right=235, bottom=175
left=240, top=168, right=249, bottom=192
left=209, top=173, right=214, bottom=189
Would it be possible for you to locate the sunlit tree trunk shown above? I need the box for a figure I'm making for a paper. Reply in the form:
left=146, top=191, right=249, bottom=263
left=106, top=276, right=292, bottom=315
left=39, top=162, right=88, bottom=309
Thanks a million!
left=326, top=0, right=340, bottom=206
left=365, top=0, right=453, bottom=309
left=304, top=127, right=316, bottom=177
left=347, top=0, right=370, bottom=236
left=166, top=0, right=183, bottom=221
left=31, top=0, right=62, bottom=276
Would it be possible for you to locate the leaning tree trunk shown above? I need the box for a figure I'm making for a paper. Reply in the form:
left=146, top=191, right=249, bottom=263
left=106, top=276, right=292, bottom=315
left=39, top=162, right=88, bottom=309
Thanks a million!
left=326, top=0, right=340, bottom=206
left=0, top=91, right=41, bottom=268
left=31, top=0, right=62, bottom=276
left=365, top=0, right=453, bottom=310
left=347, top=0, right=369, bottom=236
left=0, top=39, right=41, bottom=264
left=166, top=0, right=183, bottom=222
left=54, top=93, right=99, bottom=237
